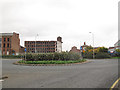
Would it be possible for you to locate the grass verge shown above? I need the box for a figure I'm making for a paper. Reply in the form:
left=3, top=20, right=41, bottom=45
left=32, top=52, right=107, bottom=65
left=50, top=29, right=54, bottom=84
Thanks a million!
left=111, top=57, right=120, bottom=59
left=18, top=59, right=86, bottom=64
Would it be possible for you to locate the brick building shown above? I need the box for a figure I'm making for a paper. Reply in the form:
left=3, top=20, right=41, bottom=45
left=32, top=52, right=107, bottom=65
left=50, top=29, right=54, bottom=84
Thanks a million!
left=0, top=32, right=20, bottom=55
left=69, top=46, right=80, bottom=53
left=81, top=42, right=89, bottom=51
left=25, top=36, right=63, bottom=53
left=19, top=46, right=25, bottom=54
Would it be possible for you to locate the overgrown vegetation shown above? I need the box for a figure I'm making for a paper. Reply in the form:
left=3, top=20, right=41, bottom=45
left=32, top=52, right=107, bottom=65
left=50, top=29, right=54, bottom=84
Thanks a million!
left=18, top=59, right=86, bottom=64
left=24, top=52, right=81, bottom=61
left=95, top=52, right=111, bottom=59
left=83, top=46, right=111, bottom=59
left=2, top=55, right=22, bottom=59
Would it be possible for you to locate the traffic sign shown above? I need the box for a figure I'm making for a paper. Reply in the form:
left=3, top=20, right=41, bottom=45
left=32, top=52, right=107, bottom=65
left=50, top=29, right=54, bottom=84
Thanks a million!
left=25, top=48, right=27, bottom=52
left=80, top=46, right=82, bottom=50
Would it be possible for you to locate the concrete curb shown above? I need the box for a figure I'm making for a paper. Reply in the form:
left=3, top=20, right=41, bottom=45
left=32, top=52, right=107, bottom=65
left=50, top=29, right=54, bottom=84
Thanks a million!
left=13, top=61, right=92, bottom=66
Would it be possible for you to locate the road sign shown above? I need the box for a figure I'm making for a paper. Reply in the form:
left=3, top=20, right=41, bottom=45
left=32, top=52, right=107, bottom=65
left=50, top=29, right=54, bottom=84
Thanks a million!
left=25, top=48, right=27, bottom=52
left=80, top=46, right=82, bottom=50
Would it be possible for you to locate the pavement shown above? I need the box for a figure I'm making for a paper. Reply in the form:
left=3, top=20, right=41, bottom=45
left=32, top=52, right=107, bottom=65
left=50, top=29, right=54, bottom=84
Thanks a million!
left=1, top=59, right=119, bottom=88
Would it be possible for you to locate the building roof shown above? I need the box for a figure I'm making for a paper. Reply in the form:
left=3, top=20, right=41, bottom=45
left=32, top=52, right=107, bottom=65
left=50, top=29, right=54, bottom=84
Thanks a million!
left=0, top=33, right=13, bottom=36
left=0, top=32, right=19, bottom=36
left=25, top=41, right=57, bottom=42
left=109, top=47, right=114, bottom=49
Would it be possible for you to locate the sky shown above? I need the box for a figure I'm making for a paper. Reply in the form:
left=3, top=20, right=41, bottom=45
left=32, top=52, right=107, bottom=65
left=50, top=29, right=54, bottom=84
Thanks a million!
left=0, top=0, right=119, bottom=51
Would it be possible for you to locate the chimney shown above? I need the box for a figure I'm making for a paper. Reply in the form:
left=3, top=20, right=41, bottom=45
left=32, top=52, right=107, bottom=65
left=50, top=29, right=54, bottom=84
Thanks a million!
left=84, top=42, right=86, bottom=45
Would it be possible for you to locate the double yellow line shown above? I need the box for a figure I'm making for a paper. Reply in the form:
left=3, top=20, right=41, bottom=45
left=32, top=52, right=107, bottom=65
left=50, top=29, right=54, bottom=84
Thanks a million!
left=110, top=78, right=120, bottom=90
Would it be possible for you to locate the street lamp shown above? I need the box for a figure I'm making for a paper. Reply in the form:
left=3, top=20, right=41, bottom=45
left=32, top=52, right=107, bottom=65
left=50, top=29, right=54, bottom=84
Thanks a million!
left=35, top=34, right=39, bottom=53
left=89, top=32, right=95, bottom=59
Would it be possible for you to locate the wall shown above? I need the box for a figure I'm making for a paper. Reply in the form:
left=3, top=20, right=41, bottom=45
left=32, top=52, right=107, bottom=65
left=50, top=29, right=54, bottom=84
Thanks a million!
left=57, top=41, right=62, bottom=52
left=11, top=33, right=20, bottom=55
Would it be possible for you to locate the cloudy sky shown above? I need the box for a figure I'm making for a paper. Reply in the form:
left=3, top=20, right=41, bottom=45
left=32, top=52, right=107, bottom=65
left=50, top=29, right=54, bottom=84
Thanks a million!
left=0, top=0, right=119, bottom=51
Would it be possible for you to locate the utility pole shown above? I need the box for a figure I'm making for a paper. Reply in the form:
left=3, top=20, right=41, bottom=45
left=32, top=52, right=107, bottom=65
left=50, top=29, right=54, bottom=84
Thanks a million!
left=89, top=32, right=95, bottom=59
left=80, top=45, right=83, bottom=59
left=24, top=47, right=26, bottom=60
left=35, top=34, right=39, bottom=53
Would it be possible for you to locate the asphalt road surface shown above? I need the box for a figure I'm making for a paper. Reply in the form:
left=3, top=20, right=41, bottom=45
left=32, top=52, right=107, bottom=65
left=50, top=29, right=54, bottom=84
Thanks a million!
left=1, top=59, right=119, bottom=88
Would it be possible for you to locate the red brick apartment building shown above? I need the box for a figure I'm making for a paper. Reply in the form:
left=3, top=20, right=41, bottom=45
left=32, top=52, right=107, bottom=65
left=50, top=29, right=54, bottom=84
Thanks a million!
left=25, top=36, right=63, bottom=53
left=0, top=32, right=20, bottom=55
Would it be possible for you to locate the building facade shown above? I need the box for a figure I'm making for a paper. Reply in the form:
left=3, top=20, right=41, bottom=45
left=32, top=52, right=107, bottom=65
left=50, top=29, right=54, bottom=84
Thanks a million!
left=108, top=47, right=115, bottom=53
left=1, top=32, right=20, bottom=55
left=81, top=42, right=89, bottom=52
left=25, top=36, right=63, bottom=53
left=114, top=40, right=120, bottom=50
left=69, top=46, right=80, bottom=53
left=19, top=46, right=25, bottom=55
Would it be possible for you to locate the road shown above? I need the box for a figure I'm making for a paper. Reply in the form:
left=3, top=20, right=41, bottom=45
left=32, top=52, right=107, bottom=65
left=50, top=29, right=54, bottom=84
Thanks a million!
left=1, top=59, right=119, bottom=88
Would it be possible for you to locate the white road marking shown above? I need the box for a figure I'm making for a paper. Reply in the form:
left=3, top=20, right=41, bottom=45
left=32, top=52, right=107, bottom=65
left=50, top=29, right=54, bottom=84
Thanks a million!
left=0, top=80, right=4, bottom=82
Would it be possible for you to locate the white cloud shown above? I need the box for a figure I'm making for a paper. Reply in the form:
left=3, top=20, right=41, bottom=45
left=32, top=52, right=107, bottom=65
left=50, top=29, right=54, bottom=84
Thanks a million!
left=0, top=0, right=119, bottom=51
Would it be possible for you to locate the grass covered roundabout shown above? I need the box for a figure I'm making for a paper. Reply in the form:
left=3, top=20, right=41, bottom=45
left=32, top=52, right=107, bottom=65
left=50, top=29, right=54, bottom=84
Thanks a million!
left=15, top=52, right=87, bottom=65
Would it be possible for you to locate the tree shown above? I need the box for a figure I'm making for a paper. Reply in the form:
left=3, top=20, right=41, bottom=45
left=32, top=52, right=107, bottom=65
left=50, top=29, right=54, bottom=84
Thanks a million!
left=116, top=49, right=120, bottom=52
left=115, top=49, right=120, bottom=57
left=85, top=46, right=93, bottom=52
left=97, top=47, right=108, bottom=53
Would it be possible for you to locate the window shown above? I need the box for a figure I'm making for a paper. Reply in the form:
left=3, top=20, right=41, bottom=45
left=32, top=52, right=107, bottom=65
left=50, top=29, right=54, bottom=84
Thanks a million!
left=0, top=38, right=1, bottom=42
left=7, top=38, right=9, bottom=42
left=3, top=43, right=5, bottom=48
left=7, top=43, right=9, bottom=47
left=4, top=38, right=6, bottom=42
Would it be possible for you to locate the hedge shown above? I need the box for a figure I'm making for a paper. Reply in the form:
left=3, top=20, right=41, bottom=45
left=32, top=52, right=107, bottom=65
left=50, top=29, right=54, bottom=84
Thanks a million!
left=2, top=55, right=22, bottom=59
left=18, top=59, right=86, bottom=64
left=23, top=52, right=81, bottom=61
left=95, top=52, right=111, bottom=59
left=83, top=52, right=111, bottom=59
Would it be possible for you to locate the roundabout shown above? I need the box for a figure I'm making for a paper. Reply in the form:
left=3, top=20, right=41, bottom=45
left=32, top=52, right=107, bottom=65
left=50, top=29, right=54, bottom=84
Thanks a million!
left=13, top=59, right=89, bottom=66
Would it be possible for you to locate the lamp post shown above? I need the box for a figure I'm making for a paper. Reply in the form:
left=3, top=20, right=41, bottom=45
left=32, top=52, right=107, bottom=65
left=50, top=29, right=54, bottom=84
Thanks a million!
left=24, top=47, right=26, bottom=61
left=89, top=32, right=95, bottom=59
left=80, top=45, right=83, bottom=59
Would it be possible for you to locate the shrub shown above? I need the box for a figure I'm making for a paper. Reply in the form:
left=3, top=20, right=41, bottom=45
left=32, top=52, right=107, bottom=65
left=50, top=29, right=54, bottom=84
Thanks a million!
left=2, top=55, right=22, bottom=59
left=83, top=52, right=93, bottom=59
left=24, top=52, right=81, bottom=61
left=53, top=53, right=60, bottom=60
left=25, top=54, right=34, bottom=61
left=47, top=53, right=54, bottom=60
left=18, top=59, right=86, bottom=64
left=95, top=52, right=111, bottom=59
